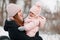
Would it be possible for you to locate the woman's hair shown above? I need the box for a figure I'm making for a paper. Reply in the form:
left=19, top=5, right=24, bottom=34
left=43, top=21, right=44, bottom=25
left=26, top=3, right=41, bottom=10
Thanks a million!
left=13, top=13, right=24, bottom=26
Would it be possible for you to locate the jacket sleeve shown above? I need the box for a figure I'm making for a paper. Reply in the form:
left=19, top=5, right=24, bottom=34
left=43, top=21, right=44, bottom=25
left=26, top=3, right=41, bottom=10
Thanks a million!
left=18, top=27, right=25, bottom=31
left=39, top=16, right=46, bottom=29
left=4, top=20, right=14, bottom=31
left=24, top=20, right=39, bottom=31
left=4, top=20, right=9, bottom=31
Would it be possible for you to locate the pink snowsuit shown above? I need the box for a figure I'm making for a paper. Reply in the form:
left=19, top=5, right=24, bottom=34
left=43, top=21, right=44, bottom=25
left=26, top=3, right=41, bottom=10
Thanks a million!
left=24, top=2, right=46, bottom=37
left=24, top=15, right=46, bottom=37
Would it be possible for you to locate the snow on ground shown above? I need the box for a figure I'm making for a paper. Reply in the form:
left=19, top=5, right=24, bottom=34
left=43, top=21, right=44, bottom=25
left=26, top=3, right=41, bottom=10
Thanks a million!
left=39, top=31, right=60, bottom=40
left=0, top=26, right=9, bottom=37
left=39, top=33, right=60, bottom=40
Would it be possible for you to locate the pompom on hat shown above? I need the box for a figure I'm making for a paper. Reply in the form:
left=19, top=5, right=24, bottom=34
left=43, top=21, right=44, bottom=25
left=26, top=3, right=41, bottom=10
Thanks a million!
left=6, top=3, right=21, bottom=18
left=30, top=2, right=41, bottom=16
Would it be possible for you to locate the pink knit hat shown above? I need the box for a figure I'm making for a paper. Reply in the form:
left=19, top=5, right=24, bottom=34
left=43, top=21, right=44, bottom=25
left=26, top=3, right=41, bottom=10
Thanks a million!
left=6, top=3, right=21, bottom=18
left=30, top=2, right=41, bottom=16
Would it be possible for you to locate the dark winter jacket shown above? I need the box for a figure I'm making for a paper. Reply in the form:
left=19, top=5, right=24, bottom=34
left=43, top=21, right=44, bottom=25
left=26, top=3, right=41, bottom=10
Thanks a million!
left=4, top=20, right=43, bottom=40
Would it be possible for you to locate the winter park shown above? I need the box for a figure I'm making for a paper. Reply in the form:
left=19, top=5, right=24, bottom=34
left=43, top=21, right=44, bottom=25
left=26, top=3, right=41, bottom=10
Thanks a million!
left=0, top=0, right=60, bottom=40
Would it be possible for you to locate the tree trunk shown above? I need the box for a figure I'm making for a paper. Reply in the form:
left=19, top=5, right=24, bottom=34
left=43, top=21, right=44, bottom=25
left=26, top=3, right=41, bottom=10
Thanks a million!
left=9, top=0, right=17, bottom=3
left=24, top=0, right=32, bottom=13
left=0, top=0, right=5, bottom=26
left=0, top=10, right=3, bottom=26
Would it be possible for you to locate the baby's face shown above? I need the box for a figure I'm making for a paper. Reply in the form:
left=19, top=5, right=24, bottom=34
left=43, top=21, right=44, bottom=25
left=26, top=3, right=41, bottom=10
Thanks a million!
left=29, top=12, right=36, bottom=17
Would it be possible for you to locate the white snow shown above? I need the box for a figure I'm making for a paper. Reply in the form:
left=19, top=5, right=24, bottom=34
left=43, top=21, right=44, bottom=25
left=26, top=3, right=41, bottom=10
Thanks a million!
left=39, top=33, right=60, bottom=40
left=0, top=26, right=9, bottom=37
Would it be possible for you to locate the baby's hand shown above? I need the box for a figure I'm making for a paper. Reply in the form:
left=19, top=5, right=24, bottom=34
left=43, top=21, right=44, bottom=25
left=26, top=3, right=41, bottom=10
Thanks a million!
left=39, top=16, right=46, bottom=28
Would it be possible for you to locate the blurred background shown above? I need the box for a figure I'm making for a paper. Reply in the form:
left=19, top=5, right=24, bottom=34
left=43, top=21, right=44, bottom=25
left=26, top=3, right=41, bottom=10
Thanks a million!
left=0, top=0, right=60, bottom=40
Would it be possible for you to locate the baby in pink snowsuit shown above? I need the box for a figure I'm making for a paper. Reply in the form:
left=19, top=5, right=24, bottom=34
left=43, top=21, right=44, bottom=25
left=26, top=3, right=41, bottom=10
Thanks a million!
left=18, top=2, right=46, bottom=37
